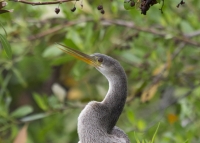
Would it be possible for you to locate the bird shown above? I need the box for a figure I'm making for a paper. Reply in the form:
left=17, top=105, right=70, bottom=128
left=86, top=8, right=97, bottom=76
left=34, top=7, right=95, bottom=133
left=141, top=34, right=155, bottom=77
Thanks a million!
left=58, top=43, right=130, bottom=143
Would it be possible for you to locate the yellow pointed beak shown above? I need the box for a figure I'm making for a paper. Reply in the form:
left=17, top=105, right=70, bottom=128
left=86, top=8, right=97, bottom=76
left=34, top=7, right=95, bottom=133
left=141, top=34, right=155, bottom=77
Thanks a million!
left=57, top=43, right=100, bottom=67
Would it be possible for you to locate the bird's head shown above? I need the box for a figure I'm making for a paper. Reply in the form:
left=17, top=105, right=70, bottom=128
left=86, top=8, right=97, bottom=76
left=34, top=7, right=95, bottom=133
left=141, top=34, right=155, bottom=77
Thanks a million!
left=57, top=44, right=122, bottom=77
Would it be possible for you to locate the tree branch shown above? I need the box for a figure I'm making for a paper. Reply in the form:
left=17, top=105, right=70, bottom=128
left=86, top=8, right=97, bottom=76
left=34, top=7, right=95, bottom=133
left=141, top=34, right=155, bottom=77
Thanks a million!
left=13, top=0, right=77, bottom=6
left=184, top=30, right=200, bottom=38
left=28, top=19, right=92, bottom=40
left=101, top=19, right=200, bottom=47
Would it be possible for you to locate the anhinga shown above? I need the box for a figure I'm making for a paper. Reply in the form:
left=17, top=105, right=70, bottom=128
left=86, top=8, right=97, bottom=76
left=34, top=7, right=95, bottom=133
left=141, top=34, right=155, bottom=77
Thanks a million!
left=58, top=43, right=130, bottom=143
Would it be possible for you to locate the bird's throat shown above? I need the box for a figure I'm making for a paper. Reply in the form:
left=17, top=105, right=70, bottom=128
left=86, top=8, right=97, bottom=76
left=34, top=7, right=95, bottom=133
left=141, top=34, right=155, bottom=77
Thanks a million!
left=101, top=71, right=127, bottom=132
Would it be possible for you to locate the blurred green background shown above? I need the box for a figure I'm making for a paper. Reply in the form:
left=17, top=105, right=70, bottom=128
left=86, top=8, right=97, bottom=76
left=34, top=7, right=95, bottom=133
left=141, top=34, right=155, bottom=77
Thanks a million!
left=0, top=0, right=200, bottom=142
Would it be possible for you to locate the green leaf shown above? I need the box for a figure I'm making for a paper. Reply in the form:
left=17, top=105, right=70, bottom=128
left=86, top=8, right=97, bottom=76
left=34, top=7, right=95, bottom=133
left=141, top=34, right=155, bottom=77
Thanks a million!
left=12, top=68, right=27, bottom=87
left=11, top=105, right=33, bottom=118
left=0, top=73, right=11, bottom=98
left=42, top=44, right=62, bottom=58
left=33, top=93, right=48, bottom=111
left=11, top=126, right=18, bottom=139
left=66, top=29, right=83, bottom=50
left=124, top=1, right=135, bottom=10
left=180, top=21, right=194, bottom=34
left=20, top=113, right=50, bottom=122
left=127, top=109, right=135, bottom=125
left=0, top=105, right=8, bottom=117
left=151, top=122, right=160, bottom=143
left=121, top=51, right=142, bottom=63
left=137, top=120, right=146, bottom=130
left=0, top=34, right=12, bottom=58
left=5, top=95, right=12, bottom=111
left=157, top=0, right=161, bottom=3
left=50, top=56, right=72, bottom=66
left=134, top=132, right=141, bottom=143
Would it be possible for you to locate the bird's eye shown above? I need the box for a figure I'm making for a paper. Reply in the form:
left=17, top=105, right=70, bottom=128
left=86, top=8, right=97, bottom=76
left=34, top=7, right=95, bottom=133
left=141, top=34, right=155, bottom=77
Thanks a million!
left=98, top=57, right=103, bottom=63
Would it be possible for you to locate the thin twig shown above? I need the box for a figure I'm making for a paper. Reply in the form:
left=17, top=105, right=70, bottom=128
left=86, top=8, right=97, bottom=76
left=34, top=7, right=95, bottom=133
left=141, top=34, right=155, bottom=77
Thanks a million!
left=28, top=19, right=92, bottom=40
left=159, top=0, right=164, bottom=14
left=152, top=43, right=185, bottom=84
left=184, top=30, right=200, bottom=38
left=13, top=0, right=77, bottom=6
left=163, top=82, right=200, bottom=110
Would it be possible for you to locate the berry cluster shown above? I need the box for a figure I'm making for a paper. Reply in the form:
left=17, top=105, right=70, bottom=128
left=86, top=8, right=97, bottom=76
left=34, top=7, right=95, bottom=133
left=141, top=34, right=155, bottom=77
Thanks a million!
left=140, top=0, right=157, bottom=15
left=97, top=5, right=105, bottom=14
left=54, top=4, right=77, bottom=14
left=53, top=0, right=176, bottom=15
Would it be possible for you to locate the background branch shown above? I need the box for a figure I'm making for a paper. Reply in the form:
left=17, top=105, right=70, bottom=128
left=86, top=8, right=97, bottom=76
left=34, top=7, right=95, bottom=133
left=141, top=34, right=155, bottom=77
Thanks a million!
left=102, top=19, right=200, bottom=47
left=28, top=19, right=91, bottom=40
left=13, top=0, right=76, bottom=6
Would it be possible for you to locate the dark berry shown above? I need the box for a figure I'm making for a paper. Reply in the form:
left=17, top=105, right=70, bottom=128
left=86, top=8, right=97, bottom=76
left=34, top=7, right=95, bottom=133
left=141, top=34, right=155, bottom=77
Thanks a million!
left=100, top=9, right=105, bottom=14
left=97, top=5, right=103, bottom=10
left=71, top=7, right=76, bottom=12
left=55, top=8, right=60, bottom=14
left=130, top=1, right=135, bottom=7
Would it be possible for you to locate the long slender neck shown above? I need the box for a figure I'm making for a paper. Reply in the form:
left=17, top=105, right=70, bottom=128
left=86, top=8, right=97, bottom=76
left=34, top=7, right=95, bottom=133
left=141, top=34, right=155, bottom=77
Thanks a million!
left=101, top=68, right=127, bottom=132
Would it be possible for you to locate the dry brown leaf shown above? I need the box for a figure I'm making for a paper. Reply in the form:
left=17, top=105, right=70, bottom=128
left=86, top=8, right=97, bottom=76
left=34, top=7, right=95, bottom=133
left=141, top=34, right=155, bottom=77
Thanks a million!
left=141, top=64, right=163, bottom=102
left=153, top=51, right=171, bottom=77
left=13, top=124, right=28, bottom=143
left=152, top=64, right=165, bottom=76
left=166, top=51, right=171, bottom=70
left=167, top=113, right=178, bottom=124
left=63, top=76, right=77, bottom=88
left=142, top=51, right=172, bottom=102
left=141, top=83, right=159, bottom=103
left=67, top=88, right=83, bottom=100
left=183, top=65, right=196, bottom=72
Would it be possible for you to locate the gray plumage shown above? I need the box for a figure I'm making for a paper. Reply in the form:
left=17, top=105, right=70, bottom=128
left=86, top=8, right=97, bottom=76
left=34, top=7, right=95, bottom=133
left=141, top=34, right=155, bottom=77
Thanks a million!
left=78, top=53, right=130, bottom=143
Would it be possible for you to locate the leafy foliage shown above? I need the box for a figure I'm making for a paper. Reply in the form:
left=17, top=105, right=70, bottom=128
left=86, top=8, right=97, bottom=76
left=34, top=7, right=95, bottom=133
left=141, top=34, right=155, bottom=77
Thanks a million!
left=0, top=34, right=12, bottom=58
left=0, top=0, right=200, bottom=143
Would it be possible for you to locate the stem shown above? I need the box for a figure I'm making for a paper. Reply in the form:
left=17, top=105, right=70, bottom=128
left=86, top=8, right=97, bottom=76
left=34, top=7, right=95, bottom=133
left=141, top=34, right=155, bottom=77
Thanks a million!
left=13, top=0, right=78, bottom=6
